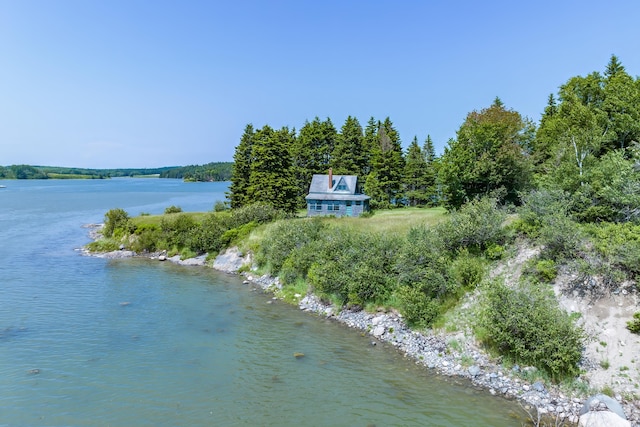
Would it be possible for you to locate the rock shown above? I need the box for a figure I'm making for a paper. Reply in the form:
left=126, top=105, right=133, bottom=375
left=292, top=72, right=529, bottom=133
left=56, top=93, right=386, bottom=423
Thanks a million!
left=158, top=255, right=166, bottom=261
left=579, top=394, right=627, bottom=420
left=578, top=411, right=631, bottom=427
left=532, top=381, right=545, bottom=392
left=468, top=365, right=481, bottom=377
left=213, top=247, right=247, bottom=273
left=27, top=369, right=40, bottom=375
left=293, top=352, right=305, bottom=358
left=372, top=326, right=385, bottom=337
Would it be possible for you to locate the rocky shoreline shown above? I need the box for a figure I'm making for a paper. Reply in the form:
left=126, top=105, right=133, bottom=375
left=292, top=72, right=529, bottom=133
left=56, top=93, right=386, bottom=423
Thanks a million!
left=81, top=226, right=639, bottom=426
left=214, top=247, right=640, bottom=427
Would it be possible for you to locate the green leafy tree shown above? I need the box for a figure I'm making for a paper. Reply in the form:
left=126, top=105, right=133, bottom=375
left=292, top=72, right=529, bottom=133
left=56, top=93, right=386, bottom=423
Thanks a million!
left=228, top=124, right=255, bottom=208
left=439, top=98, right=534, bottom=209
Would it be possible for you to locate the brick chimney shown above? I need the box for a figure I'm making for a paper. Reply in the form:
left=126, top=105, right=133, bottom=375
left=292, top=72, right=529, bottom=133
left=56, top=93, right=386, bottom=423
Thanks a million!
left=328, top=168, right=333, bottom=189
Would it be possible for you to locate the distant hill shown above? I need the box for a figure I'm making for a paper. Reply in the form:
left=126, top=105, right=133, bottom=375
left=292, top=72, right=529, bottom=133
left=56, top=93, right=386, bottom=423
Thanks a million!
left=159, top=162, right=232, bottom=181
left=0, top=163, right=232, bottom=181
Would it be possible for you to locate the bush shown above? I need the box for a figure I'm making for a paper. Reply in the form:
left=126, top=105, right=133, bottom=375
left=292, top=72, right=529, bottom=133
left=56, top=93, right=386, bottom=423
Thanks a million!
left=395, top=284, right=442, bottom=328
left=449, top=250, right=486, bottom=289
left=627, top=312, right=640, bottom=334
left=538, top=213, right=583, bottom=261
left=213, top=200, right=228, bottom=212
left=160, top=213, right=198, bottom=249
left=477, top=281, right=584, bottom=380
left=130, top=223, right=161, bottom=253
left=103, top=208, right=132, bottom=238
left=228, top=203, right=285, bottom=229
left=164, top=205, right=183, bottom=214
left=187, top=213, right=228, bottom=254
left=435, top=197, right=506, bottom=253
left=257, top=218, right=326, bottom=273
left=530, top=259, right=558, bottom=283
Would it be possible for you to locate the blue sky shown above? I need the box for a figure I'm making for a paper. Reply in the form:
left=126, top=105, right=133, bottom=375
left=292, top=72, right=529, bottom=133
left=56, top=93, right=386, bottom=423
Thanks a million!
left=1, top=0, right=639, bottom=169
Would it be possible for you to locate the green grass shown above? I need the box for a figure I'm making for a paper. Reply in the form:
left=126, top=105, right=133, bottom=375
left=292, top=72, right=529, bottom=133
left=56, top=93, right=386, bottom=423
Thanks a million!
left=320, top=207, right=447, bottom=234
left=130, top=212, right=210, bottom=227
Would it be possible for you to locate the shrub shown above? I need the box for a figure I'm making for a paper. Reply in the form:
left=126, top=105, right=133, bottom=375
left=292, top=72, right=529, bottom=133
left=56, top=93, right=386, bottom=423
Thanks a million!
left=627, top=312, right=640, bottom=334
left=395, top=283, right=443, bottom=328
left=538, top=213, right=583, bottom=261
left=130, top=223, right=161, bottom=253
left=435, top=197, right=506, bottom=253
left=213, top=200, right=228, bottom=212
left=103, top=208, right=131, bottom=238
left=160, top=213, right=198, bottom=249
left=256, top=218, right=326, bottom=273
left=188, top=213, right=228, bottom=254
left=531, top=259, right=558, bottom=282
left=164, top=205, right=183, bottom=214
left=449, top=250, right=486, bottom=289
left=485, top=243, right=505, bottom=260
left=477, top=281, right=585, bottom=381
left=228, top=203, right=285, bottom=229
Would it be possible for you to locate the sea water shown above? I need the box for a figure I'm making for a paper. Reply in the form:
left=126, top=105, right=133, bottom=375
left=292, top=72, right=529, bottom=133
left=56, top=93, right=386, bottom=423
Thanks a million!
left=0, top=178, right=526, bottom=426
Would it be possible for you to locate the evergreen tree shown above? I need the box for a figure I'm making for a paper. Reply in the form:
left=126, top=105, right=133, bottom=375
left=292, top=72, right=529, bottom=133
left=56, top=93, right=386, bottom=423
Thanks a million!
left=404, top=136, right=429, bottom=206
left=247, top=125, right=298, bottom=213
left=228, top=124, right=255, bottom=208
left=422, top=135, right=439, bottom=205
left=331, top=116, right=365, bottom=176
left=361, top=117, right=379, bottom=177
left=291, top=117, right=337, bottom=206
left=365, top=117, right=405, bottom=208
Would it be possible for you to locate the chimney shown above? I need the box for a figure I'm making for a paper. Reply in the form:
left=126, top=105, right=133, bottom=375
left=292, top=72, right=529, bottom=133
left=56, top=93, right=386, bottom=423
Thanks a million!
left=328, top=168, right=333, bottom=189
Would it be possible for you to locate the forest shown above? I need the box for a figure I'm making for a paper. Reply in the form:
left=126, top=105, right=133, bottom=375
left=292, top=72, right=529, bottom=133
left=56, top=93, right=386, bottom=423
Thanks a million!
left=0, top=164, right=231, bottom=181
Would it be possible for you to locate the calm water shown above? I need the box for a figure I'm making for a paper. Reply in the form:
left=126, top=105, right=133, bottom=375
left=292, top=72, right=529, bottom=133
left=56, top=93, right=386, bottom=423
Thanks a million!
left=0, top=179, right=526, bottom=426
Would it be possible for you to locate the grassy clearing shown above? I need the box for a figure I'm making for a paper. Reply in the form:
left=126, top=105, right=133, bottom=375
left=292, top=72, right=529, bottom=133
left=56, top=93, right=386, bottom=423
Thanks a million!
left=321, top=207, right=447, bottom=234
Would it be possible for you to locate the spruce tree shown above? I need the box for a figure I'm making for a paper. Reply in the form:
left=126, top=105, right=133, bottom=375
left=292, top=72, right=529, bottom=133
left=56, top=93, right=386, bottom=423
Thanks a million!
left=291, top=117, right=337, bottom=206
left=228, top=124, right=255, bottom=208
left=247, top=125, right=298, bottom=212
left=365, top=117, right=405, bottom=207
left=331, top=116, right=365, bottom=175
left=404, top=136, right=428, bottom=206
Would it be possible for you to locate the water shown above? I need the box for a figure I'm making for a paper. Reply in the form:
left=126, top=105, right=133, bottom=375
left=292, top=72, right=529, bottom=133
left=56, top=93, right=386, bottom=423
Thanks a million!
left=0, top=179, right=526, bottom=426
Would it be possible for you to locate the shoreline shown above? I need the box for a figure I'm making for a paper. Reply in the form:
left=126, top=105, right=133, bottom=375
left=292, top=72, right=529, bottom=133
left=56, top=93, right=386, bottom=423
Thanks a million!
left=81, top=225, right=639, bottom=426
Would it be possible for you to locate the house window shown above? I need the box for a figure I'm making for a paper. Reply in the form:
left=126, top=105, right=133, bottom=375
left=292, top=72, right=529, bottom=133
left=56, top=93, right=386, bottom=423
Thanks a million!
left=355, top=201, right=362, bottom=206
left=327, top=201, right=340, bottom=211
left=308, top=200, right=322, bottom=211
left=336, top=183, right=348, bottom=191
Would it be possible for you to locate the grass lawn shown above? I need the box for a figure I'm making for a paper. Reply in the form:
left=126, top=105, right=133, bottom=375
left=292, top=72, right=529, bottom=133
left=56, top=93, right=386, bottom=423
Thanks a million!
left=322, top=207, right=448, bottom=234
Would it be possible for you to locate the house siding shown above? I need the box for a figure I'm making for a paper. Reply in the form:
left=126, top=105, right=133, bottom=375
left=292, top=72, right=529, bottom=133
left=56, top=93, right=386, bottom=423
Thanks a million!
left=306, top=199, right=368, bottom=217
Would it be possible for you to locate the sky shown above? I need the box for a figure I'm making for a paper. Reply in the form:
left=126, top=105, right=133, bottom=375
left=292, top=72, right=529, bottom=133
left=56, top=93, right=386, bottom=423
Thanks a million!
left=1, top=0, right=640, bottom=169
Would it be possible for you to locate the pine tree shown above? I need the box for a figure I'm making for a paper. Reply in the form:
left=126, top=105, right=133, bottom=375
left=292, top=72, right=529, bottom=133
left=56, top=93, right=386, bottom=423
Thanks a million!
left=228, top=124, right=255, bottom=208
left=404, top=136, right=428, bottom=206
left=247, top=125, right=298, bottom=212
left=365, top=117, right=405, bottom=207
left=331, top=116, right=365, bottom=175
left=291, top=117, right=337, bottom=206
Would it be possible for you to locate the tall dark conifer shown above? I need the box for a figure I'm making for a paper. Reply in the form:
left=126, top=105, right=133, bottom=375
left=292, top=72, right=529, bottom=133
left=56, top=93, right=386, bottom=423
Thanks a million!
left=228, top=124, right=255, bottom=208
left=331, top=116, right=364, bottom=175
left=247, top=125, right=298, bottom=212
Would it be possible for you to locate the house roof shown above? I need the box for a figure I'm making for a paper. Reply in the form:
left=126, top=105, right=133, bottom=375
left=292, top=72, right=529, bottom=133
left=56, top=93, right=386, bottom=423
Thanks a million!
left=306, top=174, right=370, bottom=201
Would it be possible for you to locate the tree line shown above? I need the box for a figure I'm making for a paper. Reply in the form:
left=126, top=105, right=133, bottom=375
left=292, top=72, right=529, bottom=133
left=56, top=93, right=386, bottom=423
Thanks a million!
left=229, top=55, right=640, bottom=224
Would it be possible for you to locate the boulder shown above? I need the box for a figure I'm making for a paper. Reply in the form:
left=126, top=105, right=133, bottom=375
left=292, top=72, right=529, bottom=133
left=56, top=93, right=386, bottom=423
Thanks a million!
left=579, top=394, right=627, bottom=420
left=578, top=411, right=630, bottom=427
